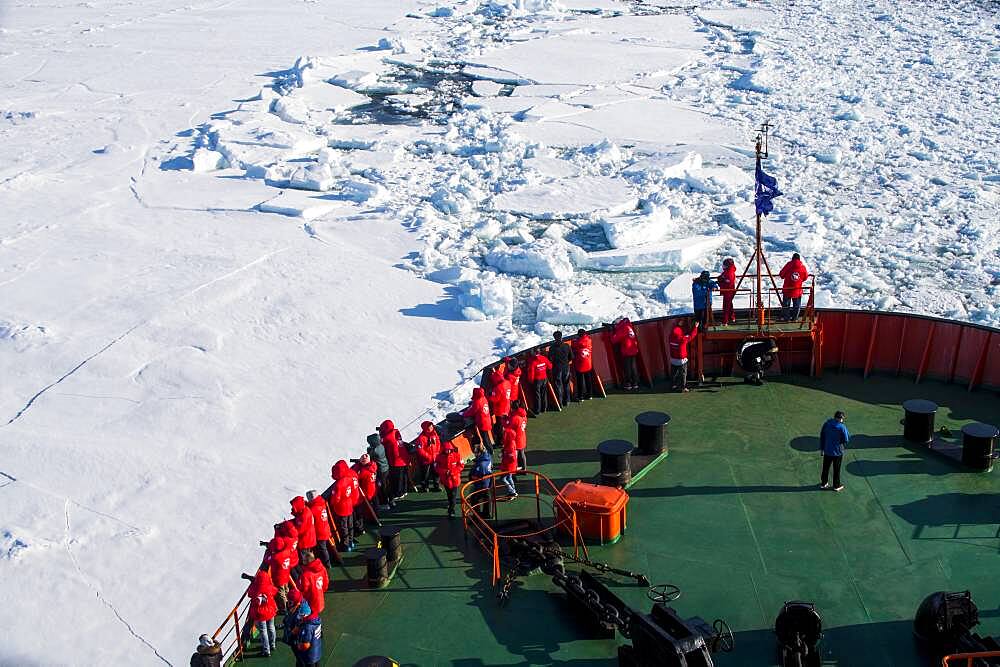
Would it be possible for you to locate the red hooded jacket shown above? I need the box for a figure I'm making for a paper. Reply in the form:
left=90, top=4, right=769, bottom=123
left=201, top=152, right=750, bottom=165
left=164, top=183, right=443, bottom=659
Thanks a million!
left=571, top=334, right=593, bottom=373
left=352, top=459, right=378, bottom=501
left=500, top=426, right=519, bottom=473
left=308, top=496, right=332, bottom=542
left=668, top=324, right=699, bottom=362
left=779, top=258, right=809, bottom=298
left=504, top=366, right=522, bottom=402
left=380, top=419, right=410, bottom=468
left=509, top=408, right=527, bottom=451
left=718, top=261, right=737, bottom=297
left=463, top=387, right=492, bottom=433
left=298, top=558, right=328, bottom=619
left=611, top=319, right=639, bottom=357
left=489, top=376, right=512, bottom=418
left=527, top=353, right=552, bottom=382
left=290, top=496, right=317, bottom=550
left=330, top=460, right=360, bottom=517
left=277, top=521, right=299, bottom=567
left=247, top=569, right=278, bottom=623
left=269, top=537, right=293, bottom=587
left=434, top=444, right=464, bottom=489
left=413, top=421, right=441, bottom=466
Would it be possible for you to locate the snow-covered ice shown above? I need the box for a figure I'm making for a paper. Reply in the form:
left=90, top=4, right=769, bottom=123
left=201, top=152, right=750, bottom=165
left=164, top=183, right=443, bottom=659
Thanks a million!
left=2, top=0, right=999, bottom=662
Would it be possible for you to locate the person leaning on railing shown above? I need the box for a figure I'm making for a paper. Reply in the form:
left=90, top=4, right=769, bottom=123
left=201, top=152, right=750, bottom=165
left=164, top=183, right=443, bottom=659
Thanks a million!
left=610, top=318, right=640, bottom=390
left=190, top=634, right=223, bottom=667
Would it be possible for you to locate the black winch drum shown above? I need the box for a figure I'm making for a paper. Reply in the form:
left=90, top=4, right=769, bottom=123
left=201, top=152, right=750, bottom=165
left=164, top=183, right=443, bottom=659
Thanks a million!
left=902, top=399, right=937, bottom=444
left=378, top=526, right=403, bottom=565
left=961, top=422, right=997, bottom=472
left=635, top=411, right=670, bottom=455
left=597, top=439, right=634, bottom=487
left=366, top=548, right=388, bottom=588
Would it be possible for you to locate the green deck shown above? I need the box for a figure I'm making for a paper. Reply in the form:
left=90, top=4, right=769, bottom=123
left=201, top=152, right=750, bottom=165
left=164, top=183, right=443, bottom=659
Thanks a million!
left=242, top=374, right=1000, bottom=666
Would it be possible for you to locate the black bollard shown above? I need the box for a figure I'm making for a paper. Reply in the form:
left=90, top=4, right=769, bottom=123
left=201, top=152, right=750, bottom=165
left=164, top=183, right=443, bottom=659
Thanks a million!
left=597, top=440, right=634, bottom=487
left=635, top=411, right=670, bottom=455
left=902, top=399, right=937, bottom=444
left=961, top=422, right=997, bottom=471
left=378, top=526, right=403, bottom=565
left=366, top=548, right=388, bottom=588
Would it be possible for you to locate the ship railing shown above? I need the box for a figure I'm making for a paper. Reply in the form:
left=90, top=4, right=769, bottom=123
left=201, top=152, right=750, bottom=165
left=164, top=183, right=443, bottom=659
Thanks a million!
left=212, top=587, right=251, bottom=663
left=706, top=276, right=816, bottom=331
left=942, top=651, right=1000, bottom=666
left=460, top=470, right=586, bottom=585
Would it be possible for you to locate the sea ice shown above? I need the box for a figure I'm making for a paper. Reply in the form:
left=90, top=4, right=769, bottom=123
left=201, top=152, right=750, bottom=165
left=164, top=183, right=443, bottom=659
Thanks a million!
left=536, top=284, right=631, bottom=324
left=491, top=175, right=636, bottom=219
left=580, top=235, right=727, bottom=272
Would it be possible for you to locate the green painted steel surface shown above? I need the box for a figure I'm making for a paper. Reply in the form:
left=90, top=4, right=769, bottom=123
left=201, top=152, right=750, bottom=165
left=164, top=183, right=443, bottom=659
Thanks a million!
left=239, top=375, right=1000, bottom=666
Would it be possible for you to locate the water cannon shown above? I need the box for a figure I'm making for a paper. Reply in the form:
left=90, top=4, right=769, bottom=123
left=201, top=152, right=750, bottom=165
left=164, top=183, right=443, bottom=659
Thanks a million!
left=914, top=590, right=1000, bottom=659
left=775, top=601, right=823, bottom=666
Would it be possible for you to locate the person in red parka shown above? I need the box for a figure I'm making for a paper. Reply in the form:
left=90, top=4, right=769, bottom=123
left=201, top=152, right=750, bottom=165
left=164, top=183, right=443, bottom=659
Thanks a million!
left=305, top=491, right=333, bottom=569
left=488, top=372, right=512, bottom=442
left=508, top=406, right=528, bottom=471
left=290, top=496, right=317, bottom=563
left=464, top=387, right=494, bottom=451
left=526, top=348, right=553, bottom=413
left=268, top=536, right=294, bottom=612
left=276, top=520, right=300, bottom=580
left=352, top=453, right=379, bottom=524
left=668, top=321, right=699, bottom=392
left=380, top=419, right=410, bottom=503
left=611, top=317, right=640, bottom=390
left=246, top=568, right=278, bottom=656
left=571, top=329, right=594, bottom=401
left=778, top=253, right=809, bottom=322
left=330, top=460, right=359, bottom=551
left=504, top=358, right=523, bottom=408
left=434, top=442, right=465, bottom=518
left=498, top=423, right=519, bottom=497
left=413, top=420, right=442, bottom=493
left=297, top=550, right=328, bottom=620
left=717, top=258, right=738, bottom=325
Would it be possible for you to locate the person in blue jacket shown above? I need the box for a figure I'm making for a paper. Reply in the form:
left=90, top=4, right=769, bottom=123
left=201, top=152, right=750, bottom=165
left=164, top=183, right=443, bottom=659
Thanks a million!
left=819, top=411, right=850, bottom=491
left=290, top=600, right=322, bottom=667
left=691, top=271, right=718, bottom=329
left=469, top=442, right=493, bottom=518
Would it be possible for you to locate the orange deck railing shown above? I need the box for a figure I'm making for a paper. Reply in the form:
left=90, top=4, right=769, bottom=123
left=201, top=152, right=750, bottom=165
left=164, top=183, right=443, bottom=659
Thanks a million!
left=942, top=651, right=1000, bottom=666
left=460, top=470, right=586, bottom=585
left=211, top=588, right=251, bottom=663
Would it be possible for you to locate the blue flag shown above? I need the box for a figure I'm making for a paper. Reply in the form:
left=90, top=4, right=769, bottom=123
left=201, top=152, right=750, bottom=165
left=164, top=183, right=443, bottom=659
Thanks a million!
left=755, top=162, right=782, bottom=216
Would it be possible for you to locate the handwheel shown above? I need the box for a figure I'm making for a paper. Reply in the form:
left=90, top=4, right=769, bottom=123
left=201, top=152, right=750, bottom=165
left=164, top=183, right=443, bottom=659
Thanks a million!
left=712, top=618, right=735, bottom=653
left=646, top=583, right=681, bottom=603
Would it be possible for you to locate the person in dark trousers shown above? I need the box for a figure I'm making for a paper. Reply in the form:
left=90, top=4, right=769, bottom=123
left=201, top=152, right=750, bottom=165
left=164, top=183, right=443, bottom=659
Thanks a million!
left=548, top=331, right=573, bottom=407
left=435, top=441, right=464, bottom=518
left=819, top=411, right=850, bottom=492
left=190, top=635, right=223, bottom=667
left=571, top=329, right=594, bottom=400
left=366, top=432, right=390, bottom=510
left=779, top=253, right=809, bottom=322
left=527, top=347, right=552, bottom=413
left=691, top=270, right=718, bottom=329
left=668, top=321, right=699, bottom=392
left=610, top=318, right=640, bottom=390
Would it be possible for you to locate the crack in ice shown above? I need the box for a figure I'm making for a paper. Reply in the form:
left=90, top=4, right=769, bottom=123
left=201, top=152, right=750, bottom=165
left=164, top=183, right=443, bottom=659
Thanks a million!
left=64, top=501, right=173, bottom=666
